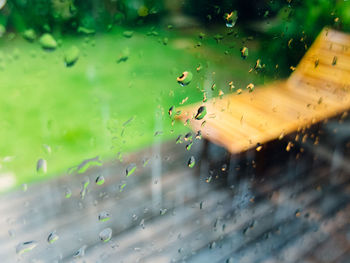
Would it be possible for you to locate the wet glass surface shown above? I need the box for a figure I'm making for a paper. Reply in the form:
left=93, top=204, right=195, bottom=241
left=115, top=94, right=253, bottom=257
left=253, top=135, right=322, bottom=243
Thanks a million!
left=0, top=0, right=349, bottom=262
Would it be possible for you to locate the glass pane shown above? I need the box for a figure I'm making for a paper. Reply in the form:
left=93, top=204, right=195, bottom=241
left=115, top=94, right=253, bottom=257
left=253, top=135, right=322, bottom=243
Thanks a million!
left=0, top=0, right=349, bottom=262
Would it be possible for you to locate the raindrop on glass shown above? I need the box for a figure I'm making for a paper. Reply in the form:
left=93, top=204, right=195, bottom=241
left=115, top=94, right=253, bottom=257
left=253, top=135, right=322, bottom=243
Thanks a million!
left=140, top=219, right=145, bottom=229
left=188, top=156, right=195, bottom=168
left=160, top=208, right=167, bottom=215
left=98, top=211, right=111, bottom=222
left=47, top=231, right=59, bottom=244
left=95, top=175, right=105, bottom=185
left=240, top=46, right=249, bottom=59
left=73, top=245, right=87, bottom=258
left=126, top=163, right=137, bottom=177
left=36, top=158, right=47, bottom=174
left=195, top=130, right=202, bottom=140
left=39, top=33, right=57, bottom=50
left=168, top=106, right=175, bottom=117
left=224, top=11, right=238, bottom=28
left=64, top=187, right=72, bottom=198
left=64, top=46, right=80, bottom=67
left=99, top=228, right=112, bottom=243
left=16, top=241, right=38, bottom=255
left=0, top=0, right=5, bottom=10
left=123, top=31, right=134, bottom=38
left=23, top=29, right=36, bottom=42
left=177, top=71, right=193, bottom=86
left=80, top=177, right=90, bottom=199
left=184, top=132, right=192, bottom=141
left=176, top=135, right=183, bottom=144
left=195, top=106, right=207, bottom=120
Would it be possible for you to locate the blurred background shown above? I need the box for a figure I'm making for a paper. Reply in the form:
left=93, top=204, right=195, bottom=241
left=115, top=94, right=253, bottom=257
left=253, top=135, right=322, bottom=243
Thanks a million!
left=0, top=0, right=350, bottom=262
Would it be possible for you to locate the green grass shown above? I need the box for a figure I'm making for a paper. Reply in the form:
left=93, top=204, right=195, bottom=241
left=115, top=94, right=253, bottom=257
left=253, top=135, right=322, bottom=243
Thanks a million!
left=0, top=26, right=265, bottom=190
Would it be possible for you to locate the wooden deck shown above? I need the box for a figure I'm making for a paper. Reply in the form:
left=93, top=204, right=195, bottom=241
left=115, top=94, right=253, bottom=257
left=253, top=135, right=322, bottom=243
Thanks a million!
left=177, top=28, right=350, bottom=154
left=0, top=118, right=349, bottom=262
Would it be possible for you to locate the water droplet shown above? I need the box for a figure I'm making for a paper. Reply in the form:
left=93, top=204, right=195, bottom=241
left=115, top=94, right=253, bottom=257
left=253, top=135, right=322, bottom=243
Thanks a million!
left=39, top=33, right=57, bottom=50
left=119, top=183, right=126, bottom=192
left=195, top=106, right=207, bottom=120
left=95, top=175, right=105, bottom=185
left=154, top=130, right=163, bottom=136
left=142, top=158, right=149, bottom=167
left=256, top=143, right=263, bottom=152
left=217, top=90, right=224, bottom=99
left=286, top=141, right=293, bottom=152
left=177, top=71, right=193, bottom=86
left=117, top=48, right=129, bottom=63
left=36, top=158, right=47, bottom=174
left=8, top=229, right=15, bottom=237
left=123, top=31, right=134, bottom=38
left=186, top=142, right=193, bottom=151
left=47, top=231, right=59, bottom=244
left=126, top=163, right=137, bottom=177
left=221, top=164, right=227, bottom=171
left=64, top=187, right=72, bottom=198
left=160, top=208, right=167, bottom=215
left=332, top=56, right=337, bottom=66
left=224, top=11, right=238, bottom=27
left=0, top=0, right=6, bottom=10
left=23, top=29, right=36, bottom=42
left=99, top=228, right=112, bottom=243
left=188, top=156, right=195, bottom=168
left=140, top=219, right=145, bottom=229
left=77, top=26, right=95, bottom=35
left=195, top=130, right=202, bottom=140
left=98, top=211, right=111, bottom=222
left=314, top=59, right=319, bottom=68
left=246, top=83, right=254, bottom=92
left=240, top=47, right=248, bottom=59
left=255, top=59, right=263, bottom=70
left=64, top=46, right=79, bottom=67
left=203, top=93, right=208, bottom=102
left=42, top=144, right=51, bottom=154
left=176, top=135, right=183, bottom=144
left=163, top=37, right=168, bottom=45
left=16, top=241, right=37, bottom=255
left=168, top=106, right=175, bottom=117
left=184, top=132, right=192, bottom=141
left=73, top=245, right=87, bottom=258
left=67, top=156, right=102, bottom=175
left=209, top=241, right=216, bottom=249
left=80, top=177, right=90, bottom=199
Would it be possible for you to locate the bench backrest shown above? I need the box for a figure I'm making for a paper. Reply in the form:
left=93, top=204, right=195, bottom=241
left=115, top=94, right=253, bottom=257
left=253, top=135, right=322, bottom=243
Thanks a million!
left=288, top=28, right=350, bottom=91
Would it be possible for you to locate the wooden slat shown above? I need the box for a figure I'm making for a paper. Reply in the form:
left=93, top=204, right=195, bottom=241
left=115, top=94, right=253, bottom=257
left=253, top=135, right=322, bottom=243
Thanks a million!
left=177, top=28, right=350, bottom=154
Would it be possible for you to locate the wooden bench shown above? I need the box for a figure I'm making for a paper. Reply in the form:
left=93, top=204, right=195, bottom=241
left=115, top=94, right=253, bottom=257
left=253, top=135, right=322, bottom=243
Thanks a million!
left=177, top=28, right=350, bottom=155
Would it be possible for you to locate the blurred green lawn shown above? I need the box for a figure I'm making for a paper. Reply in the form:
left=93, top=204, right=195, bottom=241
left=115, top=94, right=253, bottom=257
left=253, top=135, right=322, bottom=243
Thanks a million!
left=0, top=26, right=265, bottom=190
